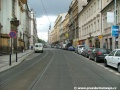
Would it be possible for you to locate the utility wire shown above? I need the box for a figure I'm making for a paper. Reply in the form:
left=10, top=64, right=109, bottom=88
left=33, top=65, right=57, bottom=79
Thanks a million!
left=40, top=0, right=51, bottom=27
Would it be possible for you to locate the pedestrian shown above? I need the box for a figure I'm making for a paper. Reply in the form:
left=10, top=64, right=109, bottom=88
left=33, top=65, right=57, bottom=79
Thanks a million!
left=31, top=46, right=33, bottom=50
left=21, top=46, right=24, bottom=53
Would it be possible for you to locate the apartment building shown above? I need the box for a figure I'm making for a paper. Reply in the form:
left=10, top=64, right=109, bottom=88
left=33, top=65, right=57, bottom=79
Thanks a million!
left=29, top=10, right=38, bottom=48
left=60, top=13, right=69, bottom=42
left=22, top=4, right=31, bottom=50
left=68, top=0, right=79, bottom=47
left=54, top=13, right=66, bottom=44
left=101, top=0, right=120, bottom=50
left=78, top=0, right=102, bottom=47
left=63, top=13, right=69, bottom=44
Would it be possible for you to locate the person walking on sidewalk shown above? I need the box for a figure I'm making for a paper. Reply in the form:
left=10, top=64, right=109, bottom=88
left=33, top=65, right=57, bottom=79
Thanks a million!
left=21, top=46, right=24, bottom=53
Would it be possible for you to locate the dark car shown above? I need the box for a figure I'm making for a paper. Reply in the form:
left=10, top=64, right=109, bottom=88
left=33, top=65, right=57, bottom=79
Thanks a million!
left=82, top=47, right=94, bottom=58
left=68, top=46, right=75, bottom=51
left=89, top=48, right=110, bottom=62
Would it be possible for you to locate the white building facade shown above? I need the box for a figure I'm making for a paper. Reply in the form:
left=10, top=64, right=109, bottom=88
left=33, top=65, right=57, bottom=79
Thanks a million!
left=78, top=0, right=102, bottom=47
left=29, top=10, right=38, bottom=48
left=0, top=0, right=32, bottom=53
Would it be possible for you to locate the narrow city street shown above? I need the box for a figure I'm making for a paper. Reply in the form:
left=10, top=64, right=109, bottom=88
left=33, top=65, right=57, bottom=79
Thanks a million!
left=0, top=48, right=120, bottom=90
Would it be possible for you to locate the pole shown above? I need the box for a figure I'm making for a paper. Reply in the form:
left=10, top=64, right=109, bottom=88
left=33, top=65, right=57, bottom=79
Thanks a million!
left=9, top=53, right=11, bottom=66
left=9, top=38, right=12, bottom=66
left=75, top=22, right=76, bottom=47
left=115, top=0, right=116, bottom=25
left=114, top=0, right=117, bottom=49
left=16, top=34, right=18, bottom=62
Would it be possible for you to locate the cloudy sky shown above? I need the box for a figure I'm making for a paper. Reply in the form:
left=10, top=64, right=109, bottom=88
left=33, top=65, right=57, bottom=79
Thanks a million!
left=28, top=0, right=72, bottom=42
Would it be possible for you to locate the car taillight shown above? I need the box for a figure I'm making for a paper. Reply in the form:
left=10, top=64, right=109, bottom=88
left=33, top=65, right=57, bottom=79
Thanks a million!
left=88, top=50, right=91, bottom=53
left=97, top=52, right=102, bottom=55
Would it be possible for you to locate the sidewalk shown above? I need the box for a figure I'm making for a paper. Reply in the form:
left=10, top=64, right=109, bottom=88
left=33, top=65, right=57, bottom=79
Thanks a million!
left=0, top=50, right=34, bottom=73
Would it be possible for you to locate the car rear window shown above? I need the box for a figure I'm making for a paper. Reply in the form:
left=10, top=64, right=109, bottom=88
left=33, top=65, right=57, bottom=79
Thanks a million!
left=35, top=45, right=38, bottom=47
left=98, top=48, right=107, bottom=53
left=79, top=46, right=85, bottom=48
left=35, top=45, right=42, bottom=47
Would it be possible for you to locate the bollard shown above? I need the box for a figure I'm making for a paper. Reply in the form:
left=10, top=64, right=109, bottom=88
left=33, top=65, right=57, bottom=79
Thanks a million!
left=16, top=52, right=17, bottom=62
left=9, top=53, right=11, bottom=66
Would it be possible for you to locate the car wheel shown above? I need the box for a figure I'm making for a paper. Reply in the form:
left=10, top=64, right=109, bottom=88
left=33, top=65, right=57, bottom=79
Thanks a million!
left=104, top=59, right=108, bottom=67
left=118, top=64, right=120, bottom=73
left=94, top=57, right=98, bottom=62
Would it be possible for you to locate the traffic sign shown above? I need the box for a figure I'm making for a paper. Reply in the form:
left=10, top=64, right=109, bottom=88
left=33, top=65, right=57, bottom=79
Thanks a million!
left=98, top=35, right=103, bottom=39
left=9, top=31, right=17, bottom=38
left=111, top=26, right=119, bottom=37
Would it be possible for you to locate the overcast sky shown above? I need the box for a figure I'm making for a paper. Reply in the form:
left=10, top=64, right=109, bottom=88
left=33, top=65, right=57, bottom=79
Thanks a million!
left=28, top=0, right=72, bottom=41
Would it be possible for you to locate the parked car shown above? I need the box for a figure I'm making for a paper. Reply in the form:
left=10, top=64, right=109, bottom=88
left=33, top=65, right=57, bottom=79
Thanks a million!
left=68, top=46, right=75, bottom=51
left=75, top=45, right=85, bottom=53
left=64, top=43, right=72, bottom=50
left=104, top=49, right=120, bottom=73
left=89, top=48, right=110, bottom=62
left=78, top=47, right=86, bottom=55
left=82, top=47, right=94, bottom=57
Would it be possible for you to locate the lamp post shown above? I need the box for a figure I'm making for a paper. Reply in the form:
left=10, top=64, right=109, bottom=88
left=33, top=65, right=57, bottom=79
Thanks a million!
left=0, top=24, right=3, bottom=54
left=114, top=0, right=117, bottom=49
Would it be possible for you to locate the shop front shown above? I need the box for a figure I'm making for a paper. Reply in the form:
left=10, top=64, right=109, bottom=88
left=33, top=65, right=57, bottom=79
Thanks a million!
left=78, top=39, right=85, bottom=45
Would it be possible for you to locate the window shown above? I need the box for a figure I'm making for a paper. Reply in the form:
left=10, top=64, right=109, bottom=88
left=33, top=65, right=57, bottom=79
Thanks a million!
left=109, top=50, right=116, bottom=56
left=94, top=3, right=96, bottom=12
left=115, top=50, right=120, bottom=57
left=98, top=20, right=99, bottom=31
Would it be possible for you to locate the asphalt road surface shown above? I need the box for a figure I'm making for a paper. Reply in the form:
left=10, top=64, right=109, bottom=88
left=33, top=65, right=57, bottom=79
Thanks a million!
left=0, top=48, right=120, bottom=90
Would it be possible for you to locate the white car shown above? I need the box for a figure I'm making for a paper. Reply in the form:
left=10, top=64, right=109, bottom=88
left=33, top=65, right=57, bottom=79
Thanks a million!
left=34, top=43, right=43, bottom=53
left=75, top=45, right=85, bottom=53
left=104, top=49, right=120, bottom=73
left=78, top=47, right=86, bottom=55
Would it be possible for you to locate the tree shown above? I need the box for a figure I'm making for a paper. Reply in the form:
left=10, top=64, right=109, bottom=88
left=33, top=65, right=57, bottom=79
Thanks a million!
left=37, top=38, right=46, bottom=44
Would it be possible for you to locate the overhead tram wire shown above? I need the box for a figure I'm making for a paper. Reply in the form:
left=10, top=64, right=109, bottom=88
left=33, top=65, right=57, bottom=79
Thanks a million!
left=40, top=0, right=51, bottom=29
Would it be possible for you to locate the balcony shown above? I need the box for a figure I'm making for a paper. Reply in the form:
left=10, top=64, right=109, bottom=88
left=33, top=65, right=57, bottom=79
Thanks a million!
left=20, top=0, right=27, bottom=4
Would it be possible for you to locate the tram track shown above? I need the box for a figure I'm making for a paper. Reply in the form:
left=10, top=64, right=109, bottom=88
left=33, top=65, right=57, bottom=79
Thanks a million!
left=28, top=50, right=55, bottom=90
left=0, top=50, right=54, bottom=90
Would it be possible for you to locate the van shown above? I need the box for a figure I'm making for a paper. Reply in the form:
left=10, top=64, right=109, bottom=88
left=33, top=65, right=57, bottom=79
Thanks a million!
left=34, top=43, right=43, bottom=53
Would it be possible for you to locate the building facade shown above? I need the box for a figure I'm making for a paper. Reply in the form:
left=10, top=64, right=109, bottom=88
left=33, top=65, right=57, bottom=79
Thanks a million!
left=0, top=0, right=27, bottom=53
left=101, top=0, right=120, bottom=50
left=78, top=0, right=102, bottom=48
left=68, top=0, right=79, bottom=46
left=29, top=10, right=38, bottom=48
left=0, top=0, right=36, bottom=54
